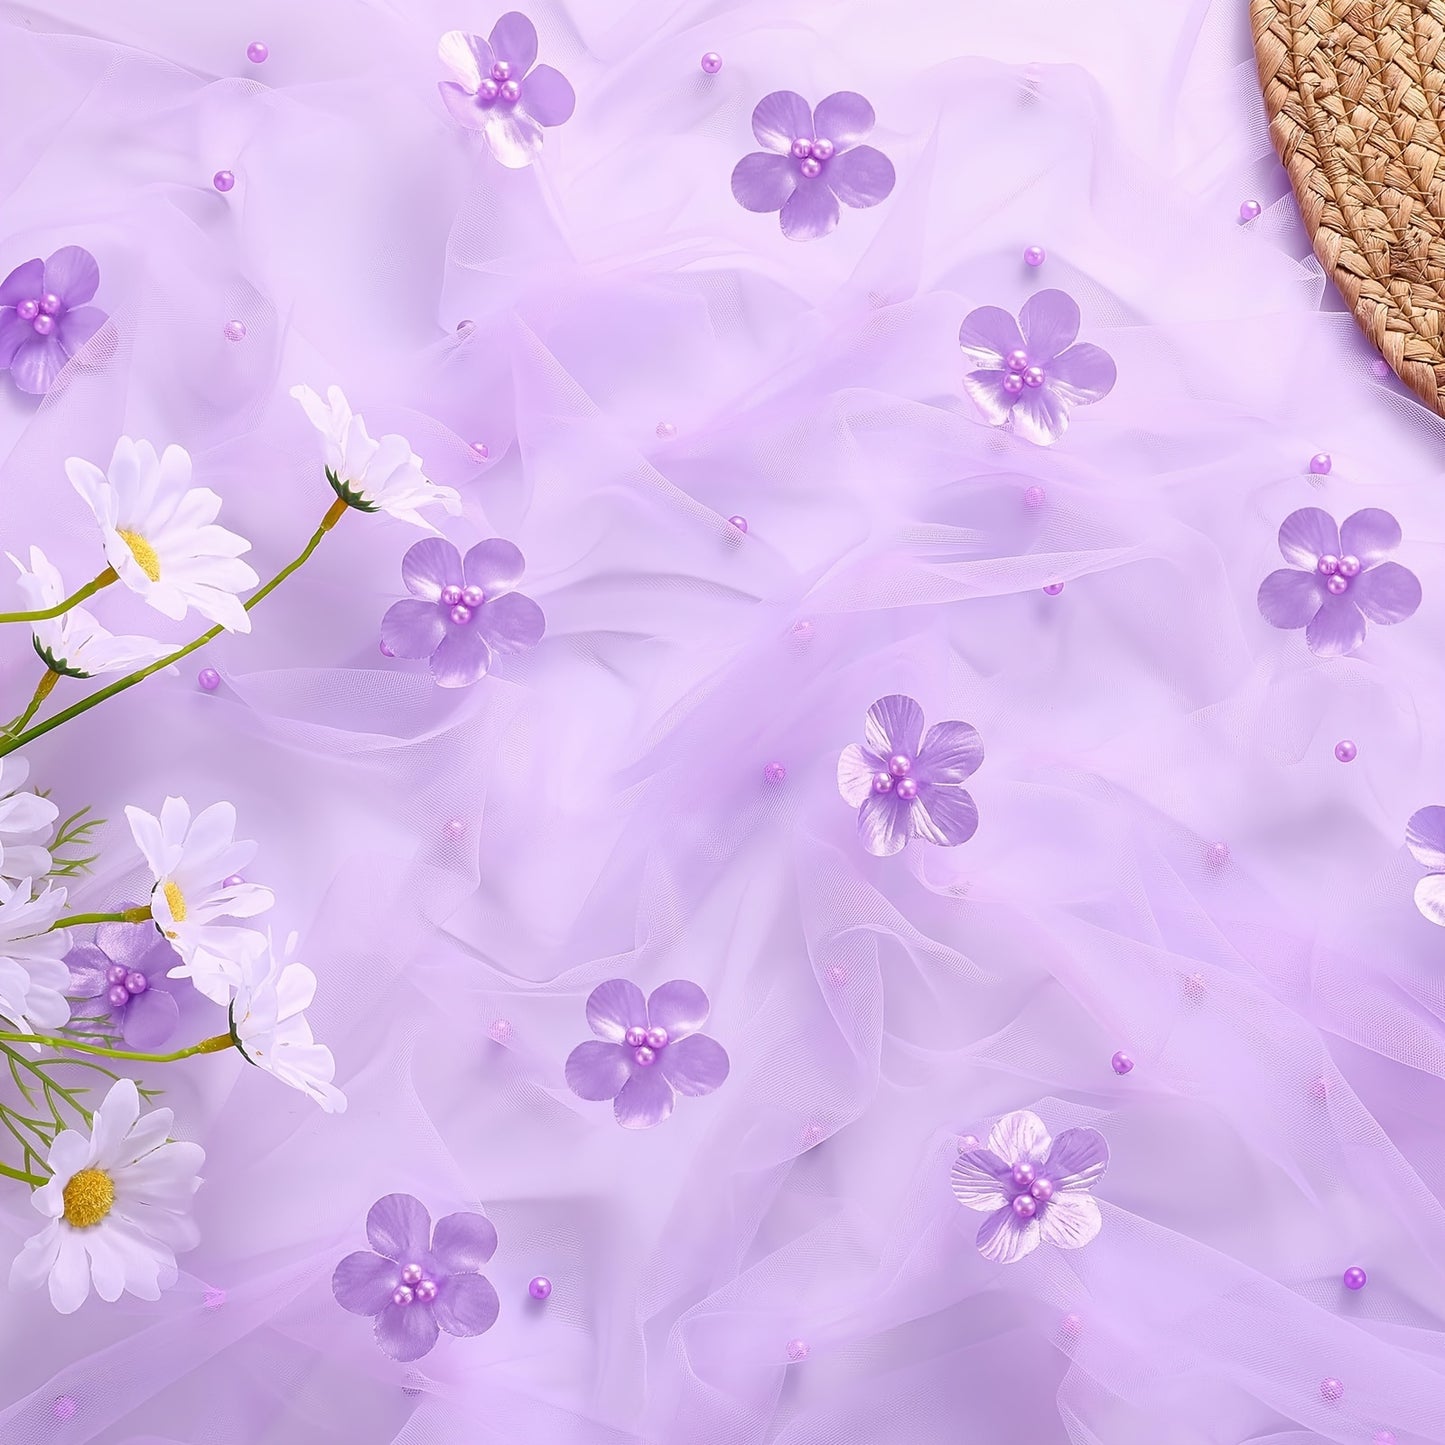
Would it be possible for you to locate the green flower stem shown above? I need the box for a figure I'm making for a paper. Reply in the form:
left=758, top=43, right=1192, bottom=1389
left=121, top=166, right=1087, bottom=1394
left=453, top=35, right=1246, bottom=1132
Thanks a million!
left=52, top=906, right=151, bottom=930
left=0, top=1031, right=235, bottom=1065
left=0, top=567, right=117, bottom=625
left=0, top=1158, right=48, bottom=1187
left=6, top=670, right=58, bottom=735
left=0, top=498, right=350, bottom=759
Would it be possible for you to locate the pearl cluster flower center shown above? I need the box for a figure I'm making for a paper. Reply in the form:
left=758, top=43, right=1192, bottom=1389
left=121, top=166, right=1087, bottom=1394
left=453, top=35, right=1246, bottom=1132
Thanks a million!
left=105, top=961, right=150, bottom=1010
left=476, top=59, right=522, bottom=105
left=391, top=1260, right=440, bottom=1307
left=790, top=135, right=837, bottom=178
left=1002, top=348, right=1047, bottom=398
left=1007, top=1160, right=1055, bottom=1218
left=13, top=290, right=65, bottom=337
left=871, top=752, right=919, bottom=801
left=624, top=1024, right=670, bottom=1067
left=1316, top=553, right=1362, bottom=595
left=440, top=583, right=486, bottom=625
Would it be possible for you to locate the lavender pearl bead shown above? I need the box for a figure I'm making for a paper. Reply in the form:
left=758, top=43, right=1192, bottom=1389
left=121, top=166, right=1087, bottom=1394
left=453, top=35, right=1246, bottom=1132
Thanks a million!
left=462, top=585, right=484, bottom=608
left=106, top=964, right=128, bottom=985
left=701, top=52, right=723, bottom=74
left=500, top=79, right=521, bottom=103
left=799, top=156, right=822, bottom=179
left=1011, top=1162, right=1036, bottom=1187
left=1325, top=575, right=1349, bottom=596
left=1002, top=373, right=1025, bottom=397
left=1024, top=484, right=1046, bottom=508
left=895, top=777, right=919, bottom=800
left=198, top=668, right=220, bottom=692
left=888, top=754, right=911, bottom=777
left=1030, top=1178, right=1054, bottom=1202
left=529, top=1275, right=552, bottom=1300
left=223, top=319, right=247, bottom=342
left=728, top=515, right=748, bottom=532
left=1012, top=1194, right=1037, bottom=1219
left=40, top=293, right=61, bottom=316
left=1343, top=1266, right=1367, bottom=1290
left=1316, top=553, right=1340, bottom=576
left=1309, top=451, right=1333, bottom=475
left=1024, top=245, right=1046, bottom=267
left=625, top=1026, right=647, bottom=1047
left=391, top=1285, right=414, bottom=1307
left=16, top=299, right=38, bottom=321
left=213, top=170, right=235, bottom=192
left=1239, top=199, right=1262, bottom=222
left=492, top=60, right=511, bottom=81
left=1337, top=554, right=1361, bottom=578
left=415, top=1279, right=438, bottom=1303
left=450, top=604, right=473, bottom=625
left=872, top=772, right=894, bottom=794
left=379, top=639, right=395, bottom=657
left=246, top=41, right=269, bottom=63
left=1111, top=1050, right=1134, bottom=1075
left=441, top=584, right=463, bottom=606
left=1023, top=365, right=1046, bottom=388
left=108, top=985, right=130, bottom=1009
left=1334, top=739, right=1358, bottom=763
left=1005, top=348, right=1029, bottom=373
left=470, top=441, right=490, bottom=459
left=1043, top=582, right=1065, bottom=596
left=124, top=971, right=148, bottom=996
left=634, top=1045, right=657, bottom=1067
left=645, top=1026, right=669, bottom=1049
left=223, top=873, right=245, bottom=887
left=478, top=78, right=499, bottom=102
left=31, top=314, right=54, bottom=337
left=791, top=137, right=813, bottom=159
left=812, top=138, right=836, bottom=161
left=400, top=1263, right=424, bottom=1286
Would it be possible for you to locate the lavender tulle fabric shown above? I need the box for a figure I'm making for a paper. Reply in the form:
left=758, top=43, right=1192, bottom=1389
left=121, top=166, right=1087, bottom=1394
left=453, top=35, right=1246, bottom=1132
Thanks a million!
left=4, top=1, right=1445, bottom=1443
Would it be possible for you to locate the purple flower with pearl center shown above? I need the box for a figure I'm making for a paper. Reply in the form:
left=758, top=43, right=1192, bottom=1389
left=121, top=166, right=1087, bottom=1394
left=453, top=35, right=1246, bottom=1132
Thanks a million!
left=1405, top=806, right=1445, bottom=926
left=1257, top=508, right=1421, bottom=657
left=0, top=247, right=107, bottom=396
left=951, top=1110, right=1109, bottom=1264
left=437, top=15, right=576, bottom=169
left=838, top=695, right=983, bottom=857
left=959, top=290, right=1116, bottom=445
left=565, top=979, right=730, bottom=1129
left=333, top=1193, right=499, bottom=1362
left=731, top=91, right=896, bottom=241
left=65, top=918, right=179, bottom=1050
left=381, top=537, right=545, bottom=688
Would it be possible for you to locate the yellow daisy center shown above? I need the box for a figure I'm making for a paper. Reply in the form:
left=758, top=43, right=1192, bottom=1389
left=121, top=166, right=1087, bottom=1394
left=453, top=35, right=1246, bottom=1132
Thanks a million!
left=116, top=529, right=161, bottom=582
left=163, top=879, right=187, bottom=924
left=61, top=1168, right=115, bottom=1229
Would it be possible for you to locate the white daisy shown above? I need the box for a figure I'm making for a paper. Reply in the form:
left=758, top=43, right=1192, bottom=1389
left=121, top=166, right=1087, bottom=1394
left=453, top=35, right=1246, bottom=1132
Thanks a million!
left=230, top=932, right=346, bottom=1113
left=10, top=546, right=173, bottom=679
left=290, top=383, right=461, bottom=530
left=0, top=877, right=71, bottom=1031
left=65, top=437, right=259, bottom=633
left=9, top=1078, right=203, bottom=1314
left=0, top=756, right=57, bottom=882
left=125, top=797, right=274, bottom=1004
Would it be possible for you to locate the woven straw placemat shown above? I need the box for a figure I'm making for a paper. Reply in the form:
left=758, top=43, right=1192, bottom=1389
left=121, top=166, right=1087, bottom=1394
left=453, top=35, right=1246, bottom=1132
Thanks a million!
left=1252, top=0, right=1445, bottom=413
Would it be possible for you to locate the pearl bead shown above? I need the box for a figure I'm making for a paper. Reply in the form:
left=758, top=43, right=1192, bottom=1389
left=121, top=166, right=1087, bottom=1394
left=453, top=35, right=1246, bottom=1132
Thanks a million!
left=108, top=985, right=130, bottom=1009
left=40, top=293, right=61, bottom=316
left=1111, top=1050, right=1134, bottom=1075
left=634, top=1045, right=657, bottom=1066
left=1012, top=1194, right=1037, bottom=1218
left=625, top=1027, right=647, bottom=1047
left=529, top=1275, right=552, bottom=1300
left=1320, top=1377, right=1344, bottom=1402
left=790, top=137, right=813, bottom=159
left=415, top=1279, right=438, bottom=1303
left=655, top=421, right=677, bottom=439
left=16, top=299, right=38, bottom=321
left=246, top=41, right=269, bottom=63
left=441, top=584, right=463, bottom=606
left=1024, top=245, right=1046, bottom=267
left=701, top=51, right=723, bottom=74
left=213, top=170, right=235, bottom=192
left=956, top=1133, right=980, bottom=1151
left=763, top=760, right=787, bottom=783
left=198, top=668, right=220, bottom=692
left=470, top=441, right=490, bottom=459
left=728, top=515, right=748, bottom=532
left=124, top=971, right=148, bottom=996
left=1011, top=1162, right=1036, bottom=1187
left=1043, top=582, right=1064, bottom=596
left=106, top=964, right=128, bottom=985
left=478, top=78, right=499, bottom=102
left=1023, top=365, right=1046, bottom=388
left=489, top=1019, right=513, bottom=1042
left=444, top=818, right=465, bottom=840
left=645, top=1026, right=669, bottom=1049
left=895, top=777, right=919, bottom=800
left=223, top=873, right=245, bottom=888
left=391, top=1285, right=414, bottom=1307
left=456, top=319, right=475, bottom=333
left=491, top=61, right=511, bottom=81
left=1030, top=1177, right=1054, bottom=1202
left=1316, top=554, right=1340, bottom=576
left=799, top=157, right=822, bottom=179
left=1002, top=373, right=1025, bottom=397
left=1343, top=1266, right=1367, bottom=1290
left=31, top=314, right=54, bottom=337
left=1239, top=199, right=1262, bottom=222
left=1005, top=348, right=1029, bottom=373
left=1309, top=452, right=1333, bottom=475
left=379, top=639, right=395, bottom=657
left=1337, top=554, right=1361, bottom=578
left=455, top=587, right=481, bottom=611
left=872, top=772, right=894, bottom=794
left=1023, top=484, right=1046, bottom=508
left=812, top=138, right=835, bottom=161
left=1334, top=740, right=1357, bottom=763
left=1325, top=575, right=1348, bottom=596
left=786, top=1338, right=809, bottom=1362
left=223, top=319, right=247, bottom=342
left=400, top=1263, right=424, bottom=1285
left=887, top=754, right=911, bottom=777
left=500, top=80, right=521, bottom=102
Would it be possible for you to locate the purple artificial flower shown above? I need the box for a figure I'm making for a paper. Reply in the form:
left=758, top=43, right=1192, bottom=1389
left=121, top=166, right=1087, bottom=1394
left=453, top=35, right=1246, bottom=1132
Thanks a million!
left=381, top=537, right=545, bottom=688
left=950, top=1110, right=1109, bottom=1264
left=1406, top=807, right=1445, bottom=926
left=731, top=91, right=896, bottom=241
left=333, top=1193, right=500, bottom=1362
left=65, top=918, right=179, bottom=1051
left=565, top=979, right=730, bottom=1129
left=1257, top=508, right=1421, bottom=658
left=837, top=695, right=983, bottom=858
left=0, top=247, right=108, bottom=396
left=437, top=14, right=576, bottom=168
left=958, top=290, right=1115, bottom=445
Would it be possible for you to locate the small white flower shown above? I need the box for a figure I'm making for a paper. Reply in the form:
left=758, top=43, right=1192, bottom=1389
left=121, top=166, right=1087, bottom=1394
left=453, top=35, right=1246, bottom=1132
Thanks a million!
left=9, top=1078, right=203, bottom=1314
left=125, top=797, right=274, bottom=1004
left=230, top=932, right=346, bottom=1113
left=66, top=437, right=259, bottom=633
left=290, top=383, right=461, bottom=530
left=0, top=877, right=70, bottom=1031
left=10, top=546, right=174, bottom=679
left=0, top=756, right=57, bottom=882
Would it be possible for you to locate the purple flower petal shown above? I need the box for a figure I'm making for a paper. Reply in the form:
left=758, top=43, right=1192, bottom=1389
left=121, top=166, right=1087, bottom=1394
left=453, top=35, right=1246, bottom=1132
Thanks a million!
left=433, top=1272, right=499, bottom=1337
left=988, top=1110, right=1051, bottom=1167
left=857, top=791, right=911, bottom=856
left=1351, top=561, right=1421, bottom=625
left=376, top=1300, right=440, bottom=1361
left=780, top=181, right=840, bottom=241
left=838, top=743, right=885, bottom=807
left=366, top=1193, right=431, bottom=1262
left=382, top=599, right=447, bottom=660
left=96, top=919, right=170, bottom=972
left=812, top=92, right=876, bottom=153
left=463, top=539, right=526, bottom=596
left=333, top=1250, right=399, bottom=1315
left=961, top=369, right=1017, bottom=427
left=53, top=303, right=104, bottom=351
left=1010, top=385, right=1069, bottom=446
left=586, top=978, right=646, bottom=1041
left=909, top=784, right=978, bottom=848
left=976, top=1206, right=1041, bottom=1263
left=489, top=11, right=538, bottom=73
left=660, top=1033, right=729, bottom=1097
left=522, top=65, right=575, bottom=127
left=431, top=1212, right=498, bottom=1273
left=751, top=91, right=813, bottom=153
left=613, top=1067, right=675, bottom=1129
left=481, top=107, right=544, bottom=169
left=1415, top=873, right=1445, bottom=926
left=64, top=945, right=110, bottom=999
left=402, top=538, right=463, bottom=602
left=959, top=306, right=1026, bottom=369
left=1305, top=595, right=1367, bottom=657
left=0, top=310, right=33, bottom=368
left=438, top=31, right=493, bottom=90
left=1020, top=290, right=1080, bottom=361
left=916, top=720, right=984, bottom=785
left=1278, top=508, right=1340, bottom=569
left=429, top=625, right=493, bottom=688
left=440, top=81, right=489, bottom=131
left=42, top=246, right=99, bottom=307
left=476, top=591, right=545, bottom=654
left=1047, top=342, right=1116, bottom=405
left=1406, top=806, right=1445, bottom=870
left=565, top=1039, right=632, bottom=1100
left=1257, top=569, right=1324, bottom=629
left=10, top=333, right=69, bottom=395
left=863, top=695, right=924, bottom=759
left=1045, top=1126, right=1109, bottom=1190
left=120, top=987, right=179, bottom=1050
left=731, top=152, right=797, bottom=214
left=950, top=1148, right=1012, bottom=1211
left=0, top=258, right=43, bottom=306
left=1340, top=508, right=1402, bottom=567
left=1038, top=1193, right=1102, bottom=1249
left=825, top=145, right=895, bottom=209
left=647, top=980, right=710, bottom=1040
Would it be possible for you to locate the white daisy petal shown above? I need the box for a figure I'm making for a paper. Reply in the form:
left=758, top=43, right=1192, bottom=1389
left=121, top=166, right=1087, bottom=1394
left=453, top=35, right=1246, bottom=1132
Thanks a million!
left=0, top=877, right=72, bottom=1031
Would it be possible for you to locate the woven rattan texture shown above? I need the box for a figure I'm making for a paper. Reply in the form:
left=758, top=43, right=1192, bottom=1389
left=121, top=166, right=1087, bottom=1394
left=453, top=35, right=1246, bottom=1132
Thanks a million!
left=1252, top=0, right=1445, bottom=413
